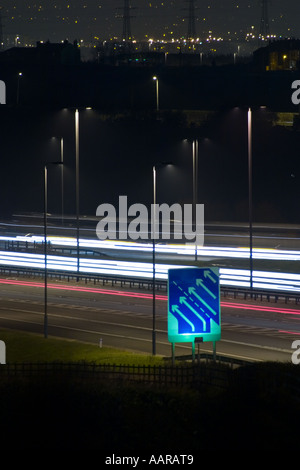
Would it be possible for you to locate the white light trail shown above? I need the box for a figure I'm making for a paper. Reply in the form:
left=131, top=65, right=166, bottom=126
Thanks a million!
left=2, top=234, right=300, bottom=261
left=1, top=249, right=300, bottom=293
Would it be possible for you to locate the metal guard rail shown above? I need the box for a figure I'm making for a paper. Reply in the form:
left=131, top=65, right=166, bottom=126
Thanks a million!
left=0, top=264, right=300, bottom=304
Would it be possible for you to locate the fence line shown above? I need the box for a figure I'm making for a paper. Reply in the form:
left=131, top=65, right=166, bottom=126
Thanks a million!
left=0, top=361, right=231, bottom=390
left=1, top=362, right=299, bottom=397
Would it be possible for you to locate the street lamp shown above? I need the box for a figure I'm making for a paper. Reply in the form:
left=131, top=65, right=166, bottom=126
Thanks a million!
left=74, top=107, right=92, bottom=280
left=152, top=162, right=172, bottom=355
left=152, top=165, right=157, bottom=355
left=60, top=137, right=64, bottom=224
left=153, top=76, right=159, bottom=112
left=192, top=139, right=199, bottom=261
left=52, top=136, right=64, bottom=224
left=75, top=108, right=80, bottom=278
left=184, top=137, right=199, bottom=261
left=44, top=161, right=63, bottom=339
left=248, top=107, right=253, bottom=292
left=17, top=72, right=22, bottom=105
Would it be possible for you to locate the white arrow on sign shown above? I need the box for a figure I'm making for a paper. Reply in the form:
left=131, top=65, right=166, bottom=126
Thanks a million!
left=196, top=278, right=216, bottom=299
left=179, top=296, right=207, bottom=331
left=188, top=287, right=218, bottom=317
left=204, top=269, right=217, bottom=283
left=172, top=305, right=196, bottom=332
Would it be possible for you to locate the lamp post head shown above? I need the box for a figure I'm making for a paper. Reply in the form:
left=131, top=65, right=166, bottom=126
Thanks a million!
left=45, top=161, right=63, bottom=170
left=154, top=161, right=173, bottom=170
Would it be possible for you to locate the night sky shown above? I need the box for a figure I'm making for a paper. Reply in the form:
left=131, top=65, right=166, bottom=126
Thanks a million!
left=0, top=2, right=299, bottom=222
left=0, top=1, right=299, bottom=45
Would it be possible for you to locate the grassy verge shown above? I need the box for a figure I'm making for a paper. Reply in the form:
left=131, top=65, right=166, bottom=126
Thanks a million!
left=0, top=328, right=166, bottom=365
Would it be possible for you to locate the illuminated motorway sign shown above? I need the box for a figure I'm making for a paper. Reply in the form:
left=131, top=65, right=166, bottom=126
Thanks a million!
left=168, top=267, right=221, bottom=344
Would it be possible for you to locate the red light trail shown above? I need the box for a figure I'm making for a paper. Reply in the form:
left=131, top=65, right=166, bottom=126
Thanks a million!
left=221, top=301, right=300, bottom=316
left=1, top=277, right=300, bottom=316
left=0, top=277, right=167, bottom=300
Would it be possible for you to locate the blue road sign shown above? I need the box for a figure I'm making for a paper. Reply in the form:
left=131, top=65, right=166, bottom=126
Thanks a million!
left=168, top=267, right=221, bottom=343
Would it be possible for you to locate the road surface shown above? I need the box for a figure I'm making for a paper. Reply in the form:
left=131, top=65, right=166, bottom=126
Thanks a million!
left=0, top=276, right=298, bottom=363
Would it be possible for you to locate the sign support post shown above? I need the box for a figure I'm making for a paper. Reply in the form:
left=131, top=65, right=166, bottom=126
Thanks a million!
left=213, top=341, right=216, bottom=361
left=171, top=343, right=175, bottom=366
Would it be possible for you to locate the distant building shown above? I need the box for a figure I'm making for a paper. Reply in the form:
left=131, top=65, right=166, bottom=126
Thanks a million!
left=253, top=39, right=300, bottom=71
left=0, top=40, right=81, bottom=66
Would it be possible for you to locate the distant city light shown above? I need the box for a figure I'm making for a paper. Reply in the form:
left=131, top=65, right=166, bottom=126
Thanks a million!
left=0, top=2, right=294, bottom=53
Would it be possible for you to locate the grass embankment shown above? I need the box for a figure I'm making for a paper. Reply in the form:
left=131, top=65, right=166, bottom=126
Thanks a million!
left=0, top=328, right=165, bottom=365
left=0, top=329, right=300, bottom=451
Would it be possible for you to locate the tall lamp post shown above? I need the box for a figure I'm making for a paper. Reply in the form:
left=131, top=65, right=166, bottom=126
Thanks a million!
left=44, top=161, right=63, bottom=339
left=153, top=76, right=159, bottom=112
left=152, top=162, right=172, bottom=355
left=52, top=136, right=64, bottom=224
left=74, top=107, right=92, bottom=280
left=152, top=165, right=157, bottom=355
left=248, top=107, right=253, bottom=292
left=75, top=108, right=80, bottom=278
left=16, top=72, right=22, bottom=105
left=192, top=139, right=199, bottom=261
left=60, top=137, right=64, bottom=225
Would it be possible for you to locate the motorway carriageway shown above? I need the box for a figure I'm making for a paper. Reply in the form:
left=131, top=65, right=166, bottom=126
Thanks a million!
left=0, top=276, right=299, bottom=360
left=0, top=244, right=300, bottom=292
left=1, top=276, right=300, bottom=319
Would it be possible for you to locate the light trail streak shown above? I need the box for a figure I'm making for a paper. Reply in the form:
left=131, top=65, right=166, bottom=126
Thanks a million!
left=221, top=302, right=300, bottom=315
left=279, top=330, right=300, bottom=335
left=2, top=232, right=300, bottom=292
left=3, top=234, right=300, bottom=260
left=1, top=249, right=300, bottom=291
left=0, top=277, right=167, bottom=300
left=1, top=277, right=300, bottom=318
